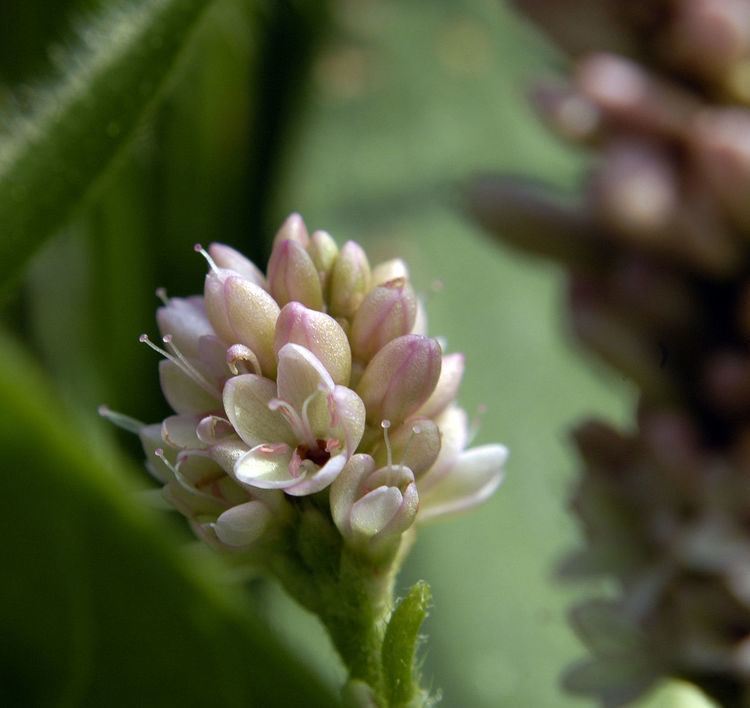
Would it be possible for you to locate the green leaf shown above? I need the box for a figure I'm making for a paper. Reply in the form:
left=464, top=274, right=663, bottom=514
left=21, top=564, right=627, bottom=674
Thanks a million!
left=0, top=329, right=337, bottom=707
left=382, top=580, right=431, bottom=707
left=0, top=0, right=217, bottom=291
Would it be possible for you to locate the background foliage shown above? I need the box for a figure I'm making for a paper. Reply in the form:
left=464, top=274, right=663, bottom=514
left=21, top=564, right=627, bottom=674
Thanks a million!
left=0, top=0, right=714, bottom=705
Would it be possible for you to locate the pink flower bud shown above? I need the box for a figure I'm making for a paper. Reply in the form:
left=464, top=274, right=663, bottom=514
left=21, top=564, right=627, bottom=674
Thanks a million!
left=329, top=241, right=371, bottom=318
left=330, top=454, right=418, bottom=554
left=350, top=277, right=418, bottom=362
left=414, top=352, right=465, bottom=419
left=356, top=335, right=442, bottom=425
left=207, top=243, right=266, bottom=288
left=274, top=302, right=352, bottom=385
left=204, top=271, right=280, bottom=377
left=308, top=230, right=339, bottom=285
left=272, top=212, right=310, bottom=248
left=267, top=239, right=324, bottom=310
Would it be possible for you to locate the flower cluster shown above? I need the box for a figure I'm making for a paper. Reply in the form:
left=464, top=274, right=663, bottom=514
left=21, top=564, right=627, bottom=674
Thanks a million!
left=104, top=214, right=507, bottom=559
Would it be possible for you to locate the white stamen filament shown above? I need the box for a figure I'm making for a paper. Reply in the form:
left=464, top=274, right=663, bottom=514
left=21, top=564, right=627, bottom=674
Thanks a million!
left=162, top=335, right=220, bottom=396
left=98, top=405, right=144, bottom=434
left=155, top=449, right=219, bottom=502
left=268, top=390, right=321, bottom=447
left=139, top=333, right=219, bottom=398
left=381, top=419, right=393, bottom=469
left=155, top=287, right=169, bottom=306
left=194, top=243, right=221, bottom=275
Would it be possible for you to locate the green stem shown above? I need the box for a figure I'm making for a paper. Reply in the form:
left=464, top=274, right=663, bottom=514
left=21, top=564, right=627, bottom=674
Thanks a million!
left=318, top=548, right=393, bottom=696
left=265, top=507, right=426, bottom=707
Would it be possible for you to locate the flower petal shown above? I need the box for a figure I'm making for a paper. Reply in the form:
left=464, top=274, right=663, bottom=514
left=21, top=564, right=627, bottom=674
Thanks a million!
left=331, top=385, right=366, bottom=454
left=415, top=353, right=465, bottom=419
left=159, top=360, right=220, bottom=415
left=209, top=436, right=250, bottom=475
left=208, top=243, right=267, bottom=288
left=418, top=444, right=508, bottom=523
left=139, top=423, right=175, bottom=483
left=276, top=343, right=335, bottom=412
left=223, top=374, right=294, bottom=447
left=161, top=415, right=204, bottom=449
left=330, top=454, right=376, bottom=535
left=234, top=444, right=295, bottom=489
left=214, top=501, right=272, bottom=547
left=285, top=452, right=347, bottom=496
left=157, top=296, right=212, bottom=359
left=350, top=486, right=403, bottom=539
left=418, top=405, right=469, bottom=491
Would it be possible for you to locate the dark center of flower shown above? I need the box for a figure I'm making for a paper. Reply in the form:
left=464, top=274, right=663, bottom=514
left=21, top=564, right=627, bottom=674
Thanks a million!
left=296, top=439, right=331, bottom=467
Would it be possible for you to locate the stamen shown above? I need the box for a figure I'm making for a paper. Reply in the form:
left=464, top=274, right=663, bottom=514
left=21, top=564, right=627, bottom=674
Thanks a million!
left=154, top=448, right=179, bottom=476
left=139, top=333, right=219, bottom=398
left=162, top=334, right=219, bottom=396
left=269, top=398, right=311, bottom=444
left=155, top=287, right=169, bottom=306
left=381, top=419, right=393, bottom=469
left=300, top=390, right=320, bottom=443
left=98, top=405, right=144, bottom=434
left=399, top=423, right=422, bottom=467
left=155, top=449, right=218, bottom=502
left=269, top=390, right=321, bottom=447
left=194, top=243, right=221, bottom=275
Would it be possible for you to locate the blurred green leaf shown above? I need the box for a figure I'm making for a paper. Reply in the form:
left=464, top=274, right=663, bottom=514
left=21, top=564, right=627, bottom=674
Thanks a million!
left=0, top=329, right=337, bottom=707
left=0, top=0, right=217, bottom=291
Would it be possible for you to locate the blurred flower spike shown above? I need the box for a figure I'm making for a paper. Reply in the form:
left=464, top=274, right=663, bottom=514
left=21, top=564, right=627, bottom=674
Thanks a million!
left=101, top=213, right=508, bottom=557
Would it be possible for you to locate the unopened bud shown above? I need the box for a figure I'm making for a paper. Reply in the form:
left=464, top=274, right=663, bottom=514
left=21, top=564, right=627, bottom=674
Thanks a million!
left=350, top=278, right=418, bottom=362
left=308, top=230, right=339, bottom=286
left=207, top=243, right=266, bottom=288
left=330, top=454, right=418, bottom=554
left=204, top=272, right=280, bottom=376
left=274, top=302, right=352, bottom=385
left=356, top=335, right=442, bottom=424
left=214, top=500, right=273, bottom=548
left=267, top=239, right=324, bottom=310
left=272, top=212, right=310, bottom=248
left=371, top=418, right=441, bottom=477
left=329, top=241, right=371, bottom=318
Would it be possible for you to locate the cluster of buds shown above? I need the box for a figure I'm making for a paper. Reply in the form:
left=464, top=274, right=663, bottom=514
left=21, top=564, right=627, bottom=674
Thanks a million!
left=102, top=214, right=507, bottom=565
left=470, top=1, right=750, bottom=705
